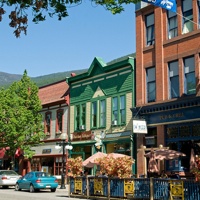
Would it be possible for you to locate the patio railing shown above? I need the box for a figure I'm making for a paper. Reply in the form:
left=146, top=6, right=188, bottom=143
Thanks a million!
left=69, top=176, right=200, bottom=200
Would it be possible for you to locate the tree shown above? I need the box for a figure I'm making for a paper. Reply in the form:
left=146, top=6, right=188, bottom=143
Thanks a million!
left=0, top=70, right=45, bottom=169
left=0, top=0, right=140, bottom=37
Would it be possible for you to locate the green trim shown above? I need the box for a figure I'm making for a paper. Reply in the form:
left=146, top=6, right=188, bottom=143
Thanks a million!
left=72, top=140, right=95, bottom=145
left=67, top=56, right=135, bottom=85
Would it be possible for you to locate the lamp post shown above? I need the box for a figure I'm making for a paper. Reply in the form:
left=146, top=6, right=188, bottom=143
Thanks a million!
left=55, top=132, right=73, bottom=189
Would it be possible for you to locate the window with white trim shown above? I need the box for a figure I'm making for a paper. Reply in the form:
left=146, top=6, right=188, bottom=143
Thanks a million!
left=145, top=13, right=155, bottom=46
left=56, top=110, right=63, bottom=133
left=45, top=112, right=51, bottom=135
left=168, top=10, right=177, bottom=39
left=169, top=60, right=179, bottom=99
left=182, top=0, right=193, bottom=34
left=184, top=56, right=196, bottom=95
left=146, top=67, right=156, bottom=103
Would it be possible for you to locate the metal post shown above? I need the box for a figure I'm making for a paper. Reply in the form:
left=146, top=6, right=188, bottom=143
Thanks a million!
left=60, top=140, right=66, bottom=189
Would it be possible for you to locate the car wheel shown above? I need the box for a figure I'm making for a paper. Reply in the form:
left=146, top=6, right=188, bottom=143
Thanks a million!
left=51, top=188, right=56, bottom=192
left=29, top=184, right=35, bottom=193
left=15, top=183, right=21, bottom=191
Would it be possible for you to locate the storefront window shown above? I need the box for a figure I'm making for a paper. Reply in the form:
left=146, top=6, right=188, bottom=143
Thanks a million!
left=166, top=122, right=200, bottom=172
left=55, top=157, right=64, bottom=175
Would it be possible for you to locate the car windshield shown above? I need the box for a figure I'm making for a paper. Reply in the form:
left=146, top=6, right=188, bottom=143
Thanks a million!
left=0, top=170, right=18, bottom=175
left=35, top=172, right=51, bottom=177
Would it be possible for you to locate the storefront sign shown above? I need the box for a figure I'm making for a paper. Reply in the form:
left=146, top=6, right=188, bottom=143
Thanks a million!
left=133, top=120, right=147, bottom=134
left=42, top=149, right=51, bottom=154
left=72, top=131, right=92, bottom=141
left=145, top=106, right=200, bottom=125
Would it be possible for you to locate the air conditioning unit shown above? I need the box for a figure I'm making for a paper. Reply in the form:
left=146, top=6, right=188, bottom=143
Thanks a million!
left=79, top=125, right=85, bottom=130
left=112, top=120, right=117, bottom=126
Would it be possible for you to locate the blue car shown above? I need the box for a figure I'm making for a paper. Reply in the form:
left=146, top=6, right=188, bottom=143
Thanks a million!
left=15, top=171, right=58, bottom=192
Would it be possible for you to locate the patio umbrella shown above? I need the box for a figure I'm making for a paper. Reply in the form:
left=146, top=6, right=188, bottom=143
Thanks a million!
left=107, top=153, right=131, bottom=159
left=190, top=148, right=197, bottom=172
left=144, top=149, right=186, bottom=160
left=82, top=152, right=107, bottom=168
left=147, top=151, right=159, bottom=173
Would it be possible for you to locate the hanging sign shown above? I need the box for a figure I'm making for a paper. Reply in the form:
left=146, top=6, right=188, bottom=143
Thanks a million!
left=133, top=120, right=148, bottom=134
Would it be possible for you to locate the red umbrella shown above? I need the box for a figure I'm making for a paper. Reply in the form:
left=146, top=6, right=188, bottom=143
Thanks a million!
left=82, top=152, right=107, bottom=168
left=147, top=151, right=159, bottom=173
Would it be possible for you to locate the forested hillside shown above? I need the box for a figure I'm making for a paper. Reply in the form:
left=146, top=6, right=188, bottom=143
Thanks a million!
left=0, top=69, right=87, bottom=88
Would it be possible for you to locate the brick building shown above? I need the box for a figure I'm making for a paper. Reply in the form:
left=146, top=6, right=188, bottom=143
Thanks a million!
left=132, top=0, right=200, bottom=177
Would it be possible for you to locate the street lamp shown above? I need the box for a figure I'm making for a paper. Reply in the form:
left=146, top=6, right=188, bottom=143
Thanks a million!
left=55, top=132, right=73, bottom=189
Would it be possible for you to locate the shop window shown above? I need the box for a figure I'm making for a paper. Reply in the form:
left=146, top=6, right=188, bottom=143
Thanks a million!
left=145, top=127, right=157, bottom=148
left=168, top=10, right=177, bottom=39
left=75, top=104, right=86, bottom=131
left=56, top=110, right=63, bottom=134
left=114, top=143, right=130, bottom=156
left=192, top=124, right=200, bottom=136
left=44, top=112, right=51, bottom=135
left=179, top=125, right=190, bottom=137
left=55, top=157, right=65, bottom=175
left=145, top=13, right=155, bottom=46
left=112, top=95, right=126, bottom=125
left=167, top=127, right=179, bottom=138
left=146, top=67, right=156, bottom=103
left=31, top=158, right=40, bottom=171
left=184, top=56, right=196, bottom=95
left=168, top=60, right=179, bottom=99
left=182, top=0, right=193, bottom=34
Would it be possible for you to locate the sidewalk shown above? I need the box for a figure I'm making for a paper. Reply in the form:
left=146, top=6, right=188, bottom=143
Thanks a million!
left=56, top=184, right=69, bottom=193
left=56, top=185, right=89, bottom=200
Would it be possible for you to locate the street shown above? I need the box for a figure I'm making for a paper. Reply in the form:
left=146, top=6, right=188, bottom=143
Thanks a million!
left=0, top=187, right=87, bottom=200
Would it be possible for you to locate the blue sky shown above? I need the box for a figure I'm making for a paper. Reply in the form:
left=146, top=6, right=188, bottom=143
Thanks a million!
left=0, top=2, right=136, bottom=77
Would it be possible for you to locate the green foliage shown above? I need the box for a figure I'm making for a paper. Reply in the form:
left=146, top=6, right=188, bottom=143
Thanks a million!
left=0, top=0, right=141, bottom=37
left=0, top=70, right=45, bottom=160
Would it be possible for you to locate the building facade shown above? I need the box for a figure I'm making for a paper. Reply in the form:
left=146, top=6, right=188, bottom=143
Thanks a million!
left=67, top=56, right=135, bottom=174
left=30, top=79, right=70, bottom=177
left=133, top=0, right=200, bottom=176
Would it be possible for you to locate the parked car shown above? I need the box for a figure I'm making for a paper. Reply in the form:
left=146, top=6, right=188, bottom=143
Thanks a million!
left=0, top=170, right=21, bottom=188
left=15, top=171, right=58, bottom=192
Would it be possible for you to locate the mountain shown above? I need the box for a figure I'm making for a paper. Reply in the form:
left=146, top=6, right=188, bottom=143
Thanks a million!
left=0, top=53, right=135, bottom=88
left=0, top=69, right=87, bottom=88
